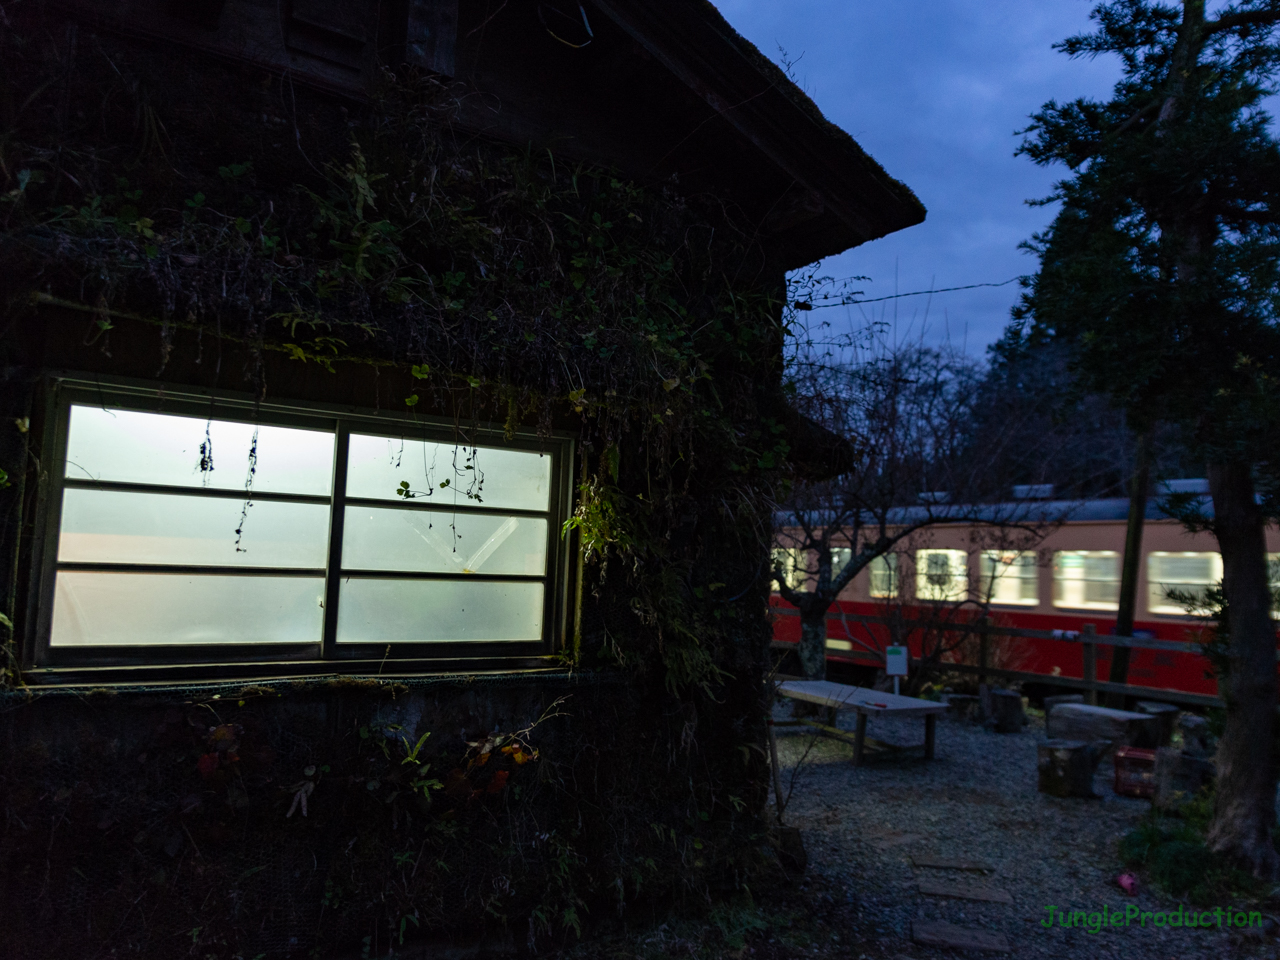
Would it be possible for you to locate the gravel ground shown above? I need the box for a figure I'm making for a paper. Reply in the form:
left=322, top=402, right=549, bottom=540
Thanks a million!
left=769, top=705, right=1278, bottom=960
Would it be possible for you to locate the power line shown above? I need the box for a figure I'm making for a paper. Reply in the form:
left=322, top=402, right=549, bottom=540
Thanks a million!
left=796, top=277, right=1021, bottom=310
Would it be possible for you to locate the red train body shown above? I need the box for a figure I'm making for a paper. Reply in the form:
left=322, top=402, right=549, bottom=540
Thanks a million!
left=770, top=596, right=1219, bottom=697
left=771, top=490, right=1280, bottom=699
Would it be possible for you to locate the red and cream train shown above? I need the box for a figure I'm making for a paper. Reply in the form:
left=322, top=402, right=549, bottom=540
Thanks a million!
left=770, top=483, right=1280, bottom=697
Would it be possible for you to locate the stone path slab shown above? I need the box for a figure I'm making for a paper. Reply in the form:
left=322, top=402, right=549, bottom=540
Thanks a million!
left=912, top=920, right=1012, bottom=953
left=917, top=878, right=1014, bottom=904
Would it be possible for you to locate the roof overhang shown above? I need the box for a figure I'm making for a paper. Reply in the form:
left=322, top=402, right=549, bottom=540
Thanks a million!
left=591, top=0, right=926, bottom=266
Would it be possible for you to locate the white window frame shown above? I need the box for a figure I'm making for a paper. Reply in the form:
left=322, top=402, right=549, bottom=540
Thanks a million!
left=26, top=380, right=575, bottom=681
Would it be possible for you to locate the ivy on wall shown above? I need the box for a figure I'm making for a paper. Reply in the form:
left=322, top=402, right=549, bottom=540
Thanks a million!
left=0, top=15, right=795, bottom=694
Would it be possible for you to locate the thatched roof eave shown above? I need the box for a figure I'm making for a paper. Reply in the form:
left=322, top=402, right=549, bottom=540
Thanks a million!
left=592, top=0, right=926, bottom=267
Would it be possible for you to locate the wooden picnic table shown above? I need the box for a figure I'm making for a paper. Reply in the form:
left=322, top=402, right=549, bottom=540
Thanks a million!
left=775, top=679, right=948, bottom=765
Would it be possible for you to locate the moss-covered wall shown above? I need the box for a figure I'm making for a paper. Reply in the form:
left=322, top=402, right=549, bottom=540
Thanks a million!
left=0, top=671, right=771, bottom=958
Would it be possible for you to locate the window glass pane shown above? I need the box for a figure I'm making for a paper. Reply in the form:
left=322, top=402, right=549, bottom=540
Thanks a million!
left=65, top=406, right=334, bottom=496
left=342, top=507, right=547, bottom=575
left=336, top=579, right=544, bottom=643
left=1148, top=552, right=1221, bottom=615
left=981, top=551, right=1038, bottom=605
left=915, top=549, right=967, bottom=601
left=58, top=489, right=330, bottom=568
left=346, top=434, right=551, bottom=512
left=51, top=572, right=324, bottom=646
left=1053, top=550, right=1119, bottom=609
left=869, top=553, right=898, bottom=598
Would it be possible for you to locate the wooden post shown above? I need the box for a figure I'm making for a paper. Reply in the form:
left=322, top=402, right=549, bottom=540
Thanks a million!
left=1082, top=623, right=1097, bottom=706
left=852, top=711, right=868, bottom=766
left=977, top=617, right=990, bottom=686
left=924, top=713, right=937, bottom=760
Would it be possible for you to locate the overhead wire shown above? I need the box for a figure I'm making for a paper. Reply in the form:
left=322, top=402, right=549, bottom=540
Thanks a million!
left=794, top=277, right=1020, bottom=310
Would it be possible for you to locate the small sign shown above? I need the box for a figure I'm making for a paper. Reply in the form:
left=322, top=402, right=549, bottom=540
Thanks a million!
left=885, top=645, right=909, bottom=676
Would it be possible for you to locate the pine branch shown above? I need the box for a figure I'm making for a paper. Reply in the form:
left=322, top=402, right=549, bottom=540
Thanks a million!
left=1206, top=7, right=1280, bottom=36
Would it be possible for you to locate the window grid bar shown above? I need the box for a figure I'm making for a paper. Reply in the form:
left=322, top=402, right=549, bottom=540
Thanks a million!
left=336, top=571, right=547, bottom=582
left=60, top=477, right=332, bottom=505
left=321, top=422, right=351, bottom=657
left=54, top=563, right=327, bottom=577
left=341, top=496, right=551, bottom=519
left=53, top=562, right=548, bottom=583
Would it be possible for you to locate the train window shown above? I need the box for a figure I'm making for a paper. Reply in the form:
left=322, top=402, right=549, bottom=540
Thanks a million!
left=1271, top=555, right=1280, bottom=613
left=832, top=547, right=853, bottom=583
left=869, top=553, right=899, bottom=599
left=1148, top=552, right=1222, bottom=615
left=980, top=550, right=1038, bottom=605
left=1053, top=550, right=1119, bottom=610
left=915, top=549, right=968, bottom=602
left=771, top=548, right=809, bottom=592
left=772, top=547, right=860, bottom=593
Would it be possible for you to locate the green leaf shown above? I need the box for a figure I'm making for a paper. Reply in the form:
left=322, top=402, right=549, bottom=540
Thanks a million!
left=410, top=363, right=430, bottom=379
left=218, top=162, right=253, bottom=180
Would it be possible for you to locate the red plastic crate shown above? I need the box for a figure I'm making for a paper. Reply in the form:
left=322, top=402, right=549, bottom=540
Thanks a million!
left=1114, top=746, right=1157, bottom=798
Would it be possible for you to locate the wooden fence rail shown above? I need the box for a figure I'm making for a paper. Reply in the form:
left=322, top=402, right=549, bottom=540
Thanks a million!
left=770, top=608, right=1240, bottom=710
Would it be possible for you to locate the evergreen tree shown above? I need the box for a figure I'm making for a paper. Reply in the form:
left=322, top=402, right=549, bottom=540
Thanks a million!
left=1014, top=0, right=1280, bottom=875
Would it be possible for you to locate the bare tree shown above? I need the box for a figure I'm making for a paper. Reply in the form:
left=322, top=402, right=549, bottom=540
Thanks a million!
left=772, top=340, right=1057, bottom=681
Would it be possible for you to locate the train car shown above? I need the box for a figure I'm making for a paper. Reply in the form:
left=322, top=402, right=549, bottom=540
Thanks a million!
left=771, top=482, right=1280, bottom=698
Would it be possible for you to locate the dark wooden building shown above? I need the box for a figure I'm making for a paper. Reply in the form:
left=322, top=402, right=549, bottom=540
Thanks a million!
left=0, top=1, right=922, bottom=955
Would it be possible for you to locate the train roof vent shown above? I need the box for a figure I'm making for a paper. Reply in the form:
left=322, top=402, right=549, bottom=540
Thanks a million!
left=1157, top=478, right=1210, bottom=495
left=1012, top=484, right=1054, bottom=500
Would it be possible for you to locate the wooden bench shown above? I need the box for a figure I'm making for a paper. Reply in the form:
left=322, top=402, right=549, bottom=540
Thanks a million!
left=774, top=679, right=948, bottom=765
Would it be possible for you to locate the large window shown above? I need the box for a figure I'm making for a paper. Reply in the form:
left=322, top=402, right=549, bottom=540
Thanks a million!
left=980, top=550, right=1038, bottom=606
left=32, top=386, right=571, bottom=676
left=915, top=549, right=968, bottom=602
left=1147, top=552, right=1222, bottom=615
left=1053, top=550, right=1119, bottom=610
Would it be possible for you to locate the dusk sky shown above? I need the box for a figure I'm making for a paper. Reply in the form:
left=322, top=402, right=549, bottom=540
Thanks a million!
left=717, top=1, right=1123, bottom=355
